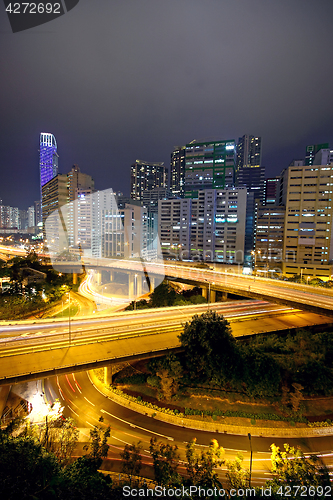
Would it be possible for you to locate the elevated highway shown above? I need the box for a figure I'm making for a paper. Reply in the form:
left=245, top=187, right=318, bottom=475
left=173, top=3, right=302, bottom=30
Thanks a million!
left=2, top=245, right=333, bottom=315
left=52, top=257, right=333, bottom=316
left=0, top=301, right=331, bottom=385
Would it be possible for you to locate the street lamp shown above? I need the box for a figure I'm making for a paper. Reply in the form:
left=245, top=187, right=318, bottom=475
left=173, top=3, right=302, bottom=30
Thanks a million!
left=134, top=274, right=138, bottom=310
left=300, top=267, right=306, bottom=283
left=251, top=250, right=261, bottom=282
left=68, top=290, right=71, bottom=345
left=248, top=433, right=253, bottom=487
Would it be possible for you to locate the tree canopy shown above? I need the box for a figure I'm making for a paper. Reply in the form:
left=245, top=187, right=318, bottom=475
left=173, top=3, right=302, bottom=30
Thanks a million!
left=178, top=310, right=238, bottom=382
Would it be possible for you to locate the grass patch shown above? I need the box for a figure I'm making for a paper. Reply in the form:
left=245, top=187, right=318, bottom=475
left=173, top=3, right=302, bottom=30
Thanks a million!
left=54, top=304, right=79, bottom=318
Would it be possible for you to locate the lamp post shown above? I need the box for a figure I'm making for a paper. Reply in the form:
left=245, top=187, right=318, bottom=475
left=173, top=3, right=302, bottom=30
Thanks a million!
left=248, top=433, right=253, bottom=487
left=68, top=290, right=71, bottom=345
left=134, top=274, right=137, bottom=310
left=300, top=267, right=306, bottom=283
left=251, top=250, right=260, bottom=282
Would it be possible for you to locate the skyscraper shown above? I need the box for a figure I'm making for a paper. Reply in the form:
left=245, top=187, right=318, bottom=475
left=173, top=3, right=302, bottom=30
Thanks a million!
left=305, top=143, right=329, bottom=166
left=184, top=139, right=236, bottom=198
left=280, top=163, right=333, bottom=280
left=130, top=160, right=167, bottom=201
left=236, top=135, right=264, bottom=264
left=39, top=133, right=58, bottom=200
left=236, top=135, right=261, bottom=170
left=170, top=146, right=186, bottom=197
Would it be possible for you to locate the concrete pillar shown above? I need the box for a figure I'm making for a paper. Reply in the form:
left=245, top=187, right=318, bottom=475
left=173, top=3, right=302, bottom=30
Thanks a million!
left=129, top=274, right=134, bottom=299
left=104, top=365, right=113, bottom=385
left=137, top=276, right=142, bottom=297
left=102, top=270, right=110, bottom=284
left=110, top=270, right=114, bottom=282
left=95, top=271, right=102, bottom=285
left=221, top=291, right=228, bottom=301
left=72, top=273, right=77, bottom=285
left=150, top=277, right=155, bottom=293
left=210, top=290, right=216, bottom=303
left=202, top=287, right=208, bottom=299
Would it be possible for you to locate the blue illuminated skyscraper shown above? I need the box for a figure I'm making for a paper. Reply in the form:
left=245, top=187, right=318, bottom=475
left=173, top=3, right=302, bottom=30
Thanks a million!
left=39, top=133, right=59, bottom=201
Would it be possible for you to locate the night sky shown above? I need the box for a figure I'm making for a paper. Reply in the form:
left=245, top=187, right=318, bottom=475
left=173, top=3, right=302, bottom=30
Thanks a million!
left=1, top=0, right=333, bottom=209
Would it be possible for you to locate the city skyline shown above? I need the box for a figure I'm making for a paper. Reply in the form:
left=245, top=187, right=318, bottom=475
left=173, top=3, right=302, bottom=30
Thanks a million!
left=1, top=1, right=333, bottom=209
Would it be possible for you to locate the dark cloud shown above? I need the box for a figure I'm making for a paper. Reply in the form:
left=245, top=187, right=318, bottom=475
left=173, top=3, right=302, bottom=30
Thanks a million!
left=1, top=0, right=333, bottom=208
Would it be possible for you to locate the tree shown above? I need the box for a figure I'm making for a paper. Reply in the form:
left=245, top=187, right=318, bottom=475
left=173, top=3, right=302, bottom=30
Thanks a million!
left=42, top=416, right=79, bottom=466
left=60, top=455, right=113, bottom=500
left=153, top=354, right=183, bottom=399
left=269, top=443, right=330, bottom=493
left=121, top=442, right=143, bottom=483
left=0, top=431, right=60, bottom=500
left=226, top=453, right=250, bottom=490
left=149, top=437, right=182, bottom=486
left=83, top=417, right=111, bottom=465
left=150, top=281, right=178, bottom=308
left=178, top=311, right=238, bottom=382
left=185, top=438, right=225, bottom=489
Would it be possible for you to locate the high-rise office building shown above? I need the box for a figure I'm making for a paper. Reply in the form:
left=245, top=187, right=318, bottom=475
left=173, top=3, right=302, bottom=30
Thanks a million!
left=170, top=146, right=186, bottom=197
left=236, top=135, right=264, bottom=264
left=34, top=200, right=42, bottom=225
left=264, top=177, right=280, bottom=205
left=42, top=174, right=69, bottom=248
left=236, top=135, right=261, bottom=170
left=158, top=188, right=247, bottom=263
left=313, top=148, right=333, bottom=166
left=91, top=189, right=148, bottom=260
left=66, top=165, right=95, bottom=249
left=28, top=206, right=35, bottom=228
left=0, top=205, right=19, bottom=229
left=236, top=135, right=264, bottom=200
left=39, top=133, right=59, bottom=200
left=305, top=143, right=329, bottom=166
left=130, top=160, right=167, bottom=201
left=18, top=209, right=28, bottom=231
left=280, top=163, right=333, bottom=279
left=254, top=205, right=285, bottom=275
left=184, top=140, right=236, bottom=198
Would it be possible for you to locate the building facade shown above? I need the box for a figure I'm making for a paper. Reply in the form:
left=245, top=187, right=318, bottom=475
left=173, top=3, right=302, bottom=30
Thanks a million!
left=170, top=146, right=186, bottom=197
left=280, top=163, right=333, bottom=279
left=39, top=133, right=58, bottom=201
left=305, top=143, right=329, bottom=166
left=184, top=140, right=236, bottom=198
left=42, top=174, right=69, bottom=250
left=67, top=165, right=95, bottom=249
left=130, top=160, right=167, bottom=201
left=254, top=205, right=285, bottom=276
left=158, top=188, right=247, bottom=263
left=0, top=205, right=19, bottom=229
left=91, top=189, right=148, bottom=260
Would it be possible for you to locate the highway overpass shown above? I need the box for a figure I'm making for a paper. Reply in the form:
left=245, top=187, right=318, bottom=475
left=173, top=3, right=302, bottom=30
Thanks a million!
left=0, top=301, right=331, bottom=385
left=46, top=257, right=333, bottom=317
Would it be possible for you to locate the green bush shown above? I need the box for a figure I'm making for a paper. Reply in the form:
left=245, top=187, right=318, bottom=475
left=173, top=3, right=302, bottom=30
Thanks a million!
left=146, top=376, right=161, bottom=388
left=116, top=374, right=147, bottom=385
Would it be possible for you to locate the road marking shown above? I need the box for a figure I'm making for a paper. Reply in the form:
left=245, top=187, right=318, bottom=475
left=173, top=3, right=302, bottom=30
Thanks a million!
left=84, top=396, right=95, bottom=406
left=86, top=421, right=95, bottom=427
left=112, top=435, right=132, bottom=446
left=100, top=409, right=174, bottom=441
left=68, top=405, right=79, bottom=418
left=65, top=374, right=76, bottom=393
